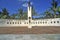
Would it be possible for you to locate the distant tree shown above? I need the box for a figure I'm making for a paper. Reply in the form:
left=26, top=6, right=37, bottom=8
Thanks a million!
left=0, top=11, right=2, bottom=18
left=57, top=6, right=60, bottom=15
left=1, top=8, right=10, bottom=19
left=23, top=11, right=28, bottom=19
left=18, top=8, right=23, bottom=19
left=45, top=10, right=53, bottom=18
left=57, top=6, right=60, bottom=17
left=50, top=0, right=58, bottom=18
left=32, top=6, right=38, bottom=19
left=32, top=6, right=37, bottom=16
left=10, top=14, right=17, bottom=19
left=0, top=11, right=1, bottom=14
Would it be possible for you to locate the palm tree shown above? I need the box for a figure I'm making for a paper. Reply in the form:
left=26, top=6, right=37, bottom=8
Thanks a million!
left=10, top=14, right=17, bottom=19
left=32, top=6, right=38, bottom=19
left=0, top=11, right=1, bottom=14
left=57, top=6, right=60, bottom=17
left=23, top=11, right=28, bottom=19
left=32, top=6, right=37, bottom=16
left=1, top=8, right=10, bottom=19
left=45, top=10, right=53, bottom=18
left=51, top=0, right=58, bottom=18
left=18, top=8, right=23, bottom=19
left=0, top=11, right=2, bottom=18
left=57, top=6, right=60, bottom=15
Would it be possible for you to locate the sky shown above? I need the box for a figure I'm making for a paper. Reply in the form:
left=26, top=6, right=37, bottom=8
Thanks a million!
left=0, top=0, right=60, bottom=15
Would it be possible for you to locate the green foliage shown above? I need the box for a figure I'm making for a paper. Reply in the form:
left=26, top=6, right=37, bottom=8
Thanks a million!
left=0, top=11, right=2, bottom=18
left=0, top=8, right=10, bottom=19
left=56, top=6, right=60, bottom=18
left=2, top=8, right=9, bottom=15
left=32, top=6, right=37, bottom=16
left=23, top=11, right=28, bottom=19
left=18, top=8, right=23, bottom=19
left=10, top=14, right=17, bottom=19
left=51, top=0, right=58, bottom=18
left=45, top=10, right=53, bottom=18
left=45, top=0, right=60, bottom=18
left=1, top=15, right=7, bottom=19
left=57, top=6, right=60, bottom=14
left=51, top=0, right=58, bottom=8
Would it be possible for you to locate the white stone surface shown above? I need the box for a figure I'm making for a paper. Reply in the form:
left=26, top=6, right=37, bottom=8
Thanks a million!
left=28, top=6, right=32, bottom=18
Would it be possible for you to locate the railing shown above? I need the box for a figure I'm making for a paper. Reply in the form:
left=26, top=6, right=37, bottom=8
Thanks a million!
left=0, top=18, right=60, bottom=28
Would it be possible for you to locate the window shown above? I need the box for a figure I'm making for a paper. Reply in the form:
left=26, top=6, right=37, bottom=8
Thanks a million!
left=29, top=17, right=31, bottom=19
left=7, top=22, right=9, bottom=24
left=51, top=21, right=52, bottom=23
left=54, top=21, right=56, bottom=23
left=57, top=21, right=59, bottom=23
left=15, top=22, right=17, bottom=24
left=38, top=22, right=39, bottom=24
left=20, top=22, right=21, bottom=24
left=40, top=22, right=42, bottom=24
left=10, top=22, right=11, bottom=24
left=29, top=20, right=31, bottom=23
left=36, top=22, right=37, bottom=24
left=43, top=22, right=44, bottom=24
left=13, top=22, right=14, bottom=24
left=45, top=22, right=47, bottom=23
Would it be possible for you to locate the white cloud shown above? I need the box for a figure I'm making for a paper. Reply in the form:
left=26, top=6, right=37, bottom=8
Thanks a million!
left=22, top=3, right=28, bottom=7
left=18, top=0, right=33, bottom=7
left=31, top=2, right=33, bottom=5
left=22, top=2, right=33, bottom=7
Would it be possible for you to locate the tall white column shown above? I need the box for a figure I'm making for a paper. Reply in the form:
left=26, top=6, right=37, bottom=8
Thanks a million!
left=28, top=6, right=32, bottom=19
left=27, top=2, right=32, bottom=28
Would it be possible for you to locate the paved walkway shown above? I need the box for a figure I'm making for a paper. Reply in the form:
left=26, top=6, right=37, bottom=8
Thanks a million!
left=0, top=34, right=60, bottom=40
left=0, top=27, right=60, bottom=34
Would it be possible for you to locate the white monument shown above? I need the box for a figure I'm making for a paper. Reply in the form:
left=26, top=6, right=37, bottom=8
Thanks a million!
left=0, top=1, right=60, bottom=28
left=27, top=1, right=32, bottom=28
